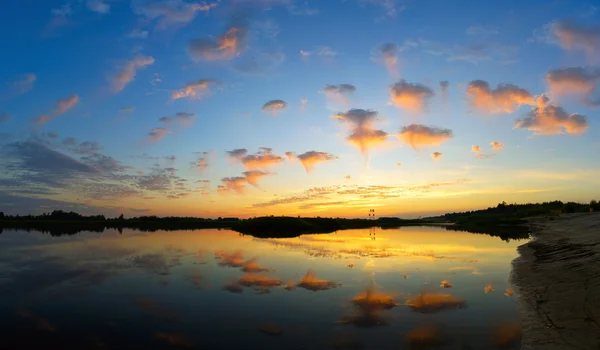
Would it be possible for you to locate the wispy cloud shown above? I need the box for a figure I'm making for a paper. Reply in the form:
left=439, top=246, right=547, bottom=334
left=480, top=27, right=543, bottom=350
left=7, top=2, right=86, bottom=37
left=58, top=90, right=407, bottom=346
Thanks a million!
left=490, top=141, right=504, bottom=150
left=552, top=20, right=600, bottom=62
left=171, top=79, right=217, bottom=100
left=431, top=152, right=443, bottom=160
left=189, top=27, right=247, bottom=61
left=397, top=124, right=453, bottom=149
left=133, top=0, right=217, bottom=30
left=112, top=55, right=155, bottom=92
left=390, top=80, right=435, bottom=112
left=32, top=94, right=80, bottom=125
left=159, top=112, right=195, bottom=127
left=11, top=73, right=37, bottom=94
left=147, top=128, right=171, bottom=144
left=375, top=43, right=399, bottom=77
left=231, top=148, right=285, bottom=170
left=86, top=0, right=110, bottom=14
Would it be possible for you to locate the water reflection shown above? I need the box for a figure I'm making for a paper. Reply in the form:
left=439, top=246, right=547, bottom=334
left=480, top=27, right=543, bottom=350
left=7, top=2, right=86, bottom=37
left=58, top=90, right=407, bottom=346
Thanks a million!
left=0, top=226, right=525, bottom=349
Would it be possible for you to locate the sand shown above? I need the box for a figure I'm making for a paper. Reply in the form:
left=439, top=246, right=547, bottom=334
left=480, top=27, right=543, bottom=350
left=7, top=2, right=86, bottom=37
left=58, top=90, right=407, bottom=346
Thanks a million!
left=511, top=212, right=600, bottom=349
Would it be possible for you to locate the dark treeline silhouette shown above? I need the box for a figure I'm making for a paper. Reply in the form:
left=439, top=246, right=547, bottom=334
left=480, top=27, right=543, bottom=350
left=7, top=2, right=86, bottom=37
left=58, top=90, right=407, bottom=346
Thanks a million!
left=1, top=200, right=597, bottom=239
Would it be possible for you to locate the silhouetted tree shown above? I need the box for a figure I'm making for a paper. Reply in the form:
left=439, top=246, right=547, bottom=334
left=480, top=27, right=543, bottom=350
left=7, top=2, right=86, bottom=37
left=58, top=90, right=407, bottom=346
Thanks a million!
left=118, top=214, right=124, bottom=220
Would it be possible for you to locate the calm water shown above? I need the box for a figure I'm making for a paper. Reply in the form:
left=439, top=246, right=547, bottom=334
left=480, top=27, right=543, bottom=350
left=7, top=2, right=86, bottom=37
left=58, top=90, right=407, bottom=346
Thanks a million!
left=0, top=226, right=526, bottom=349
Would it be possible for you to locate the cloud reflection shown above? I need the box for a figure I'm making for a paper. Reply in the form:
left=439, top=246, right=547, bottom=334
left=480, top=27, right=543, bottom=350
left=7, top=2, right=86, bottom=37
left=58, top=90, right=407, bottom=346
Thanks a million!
left=297, top=269, right=340, bottom=291
left=405, top=293, right=466, bottom=313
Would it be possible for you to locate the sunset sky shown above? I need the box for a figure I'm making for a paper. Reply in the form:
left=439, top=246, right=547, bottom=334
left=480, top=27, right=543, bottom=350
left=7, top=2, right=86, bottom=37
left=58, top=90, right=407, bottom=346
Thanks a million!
left=1, top=0, right=600, bottom=218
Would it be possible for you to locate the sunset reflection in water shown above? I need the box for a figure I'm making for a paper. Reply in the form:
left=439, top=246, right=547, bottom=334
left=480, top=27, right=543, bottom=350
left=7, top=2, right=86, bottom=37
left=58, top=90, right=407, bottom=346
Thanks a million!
left=0, top=226, right=524, bottom=349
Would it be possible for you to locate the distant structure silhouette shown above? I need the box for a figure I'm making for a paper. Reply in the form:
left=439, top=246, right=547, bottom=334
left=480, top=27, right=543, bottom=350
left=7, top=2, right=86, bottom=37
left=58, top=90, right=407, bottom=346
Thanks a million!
left=368, top=209, right=376, bottom=240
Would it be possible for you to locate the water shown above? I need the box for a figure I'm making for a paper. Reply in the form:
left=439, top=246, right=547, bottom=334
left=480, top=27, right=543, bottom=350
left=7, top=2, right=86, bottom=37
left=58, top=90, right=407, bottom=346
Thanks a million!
left=0, top=226, right=526, bottom=349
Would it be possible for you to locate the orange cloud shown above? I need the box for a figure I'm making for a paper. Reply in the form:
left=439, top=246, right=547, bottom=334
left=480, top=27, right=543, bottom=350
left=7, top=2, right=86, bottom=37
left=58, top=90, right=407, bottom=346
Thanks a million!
left=219, top=177, right=247, bottom=194
left=238, top=273, right=282, bottom=288
left=189, top=26, right=247, bottom=61
left=552, top=21, right=600, bottom=61
left=431, top=152, right=443, bottom=160
left=297, top=269, right=340, bottom=291
left=159, top=112, right=195, bottom=128
left=340, top=284, right=397, bottom=327
left=515, top=97, right=589, bottom=135
left=484, top=284, right=494, bottom=293
left=333, top=109, right=389, bottom=155
left=240, top=149, right=285, bottom=170
left=243, top=170, right=272, bottom=187
left=504, top=288, right=515, bottom=297
left=397, top=124, right=453, bottom=149
left=322, top=84, right=357, bottom=106
left=405, top=293, right=466, bottom=313
left=545, top=67, right=600, bottom=106
left=113, top=55, right=155, bottom=92
left=490, top=141, right=504, bottom=150
left=296, top=151, right=338, bottom=173
left=285, top=151, right=296, bottom=162
left=440, top=280, right=453, bottom=288
left=467, top=80, right=535, bottom=113
left=241, top=257, right=269, bottom=273
left=215, top=249, right=245, bottom=267
left=147, top=127, right=171, bottom=144
left=32, top=114, right=51, bottom=125
left=390, top=80, right=435, bottom=112
left=56, top=94, right=79, bottom=114
left=171, top=79, right=217, bottom=100
left=262, top=99, right=288, bottom=115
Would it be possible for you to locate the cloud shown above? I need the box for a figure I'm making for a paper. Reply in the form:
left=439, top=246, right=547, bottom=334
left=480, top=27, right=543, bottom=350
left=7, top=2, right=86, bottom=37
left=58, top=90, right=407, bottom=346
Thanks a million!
left=552, top=20, right=600, bottom=61
left=322, top=84, right=356, bottom=106
left=240, top=149, right=285, bottom=169
left=227, top=148, right=248, bottom=161
left=189, top=26, right=247, bottom=61
left=439, top=80, right=449, bottom=102
left=300, top=97, right=307, bottom=111
left=359, top=0, right=404, bottom=18
left=219, top=177, right=248, bottom=194
left=241, top=257, right=269, bottom=273
left=333, top=109, right=389, bottom=155
left=484, top=284, right=494, bottom=293
left=405, top=325, right=448, bottom=349
left=238, top=273, right=282, bottom=291
left=504, top=288, right=515, bottom=297
left=120, top=105, right=135, bottom=111
left=440, top=280, right=453, bottom=288
left=86, top=0, right=110, bottom=14
left=515, top=97, right=589, bottom=135
left=112, top=55, right=155, bottom=92
left=262, top=99, right=288, bottom=114
left=296, top=151, right=338, bottom=173
left=466, top=25, right=499, bottom=36
left=11, top=73, right=37, bottom=94
left=147, top=128, right=171, bottom=143
left=397, top=124, right=453, bottom=149
left=215, top=250, right=245, bottom=267
left=242, top=170, right=272, bottom=187
left=471, top=145, right=494, bottom=159
left=32, top=115, right=51, bottom=126
left=132, top=0, right=217, bottom=30
left=296, top=269, right=340, bottom=291
left=171, top=79, right=217, bottom=100
left=405, top=293, right=466, bottom=313
left=57, top=94, right=80, bottom=114
left=431, top=152, right=443, bottom=160
left=377, top=43, right=399, bottom=77
left=69, top=141, right=104, bottom=155
left=390, top=80, right=435, bottom=112
left=490, top=141, right=504, bottom=150
left=545, top=67, right=600, bottom=105
left=285, top=151, right=296, bottom=162
left=0, top=113, right=11, bottom=123
left=300, top=46, right=337, bottom=60
left=127, top=28, right=149, bottom=39
left=159, top=112, right=195, bottom=127
left=466, top=80, right=535, bottom=113
left=340, top=284, right=397, bottom=327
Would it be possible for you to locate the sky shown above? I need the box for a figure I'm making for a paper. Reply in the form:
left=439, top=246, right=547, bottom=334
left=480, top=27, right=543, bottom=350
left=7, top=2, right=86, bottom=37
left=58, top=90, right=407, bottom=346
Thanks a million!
left=1, top=0, right=600, bottom=218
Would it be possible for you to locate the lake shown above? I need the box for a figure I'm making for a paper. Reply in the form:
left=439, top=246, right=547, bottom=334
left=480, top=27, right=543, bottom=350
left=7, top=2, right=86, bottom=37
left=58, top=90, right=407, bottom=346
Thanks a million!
left=0, top=226, right=526, bottom=349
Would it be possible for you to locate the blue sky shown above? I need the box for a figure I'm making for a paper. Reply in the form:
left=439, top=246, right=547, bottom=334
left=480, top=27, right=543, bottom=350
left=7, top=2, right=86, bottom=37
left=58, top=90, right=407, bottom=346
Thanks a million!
left=1, top=0, right=599, bottom=217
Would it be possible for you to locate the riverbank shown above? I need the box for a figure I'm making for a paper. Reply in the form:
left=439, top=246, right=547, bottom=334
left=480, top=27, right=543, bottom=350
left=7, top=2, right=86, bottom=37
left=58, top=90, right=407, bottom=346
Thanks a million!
left=511, top=212, right=600, bottom=349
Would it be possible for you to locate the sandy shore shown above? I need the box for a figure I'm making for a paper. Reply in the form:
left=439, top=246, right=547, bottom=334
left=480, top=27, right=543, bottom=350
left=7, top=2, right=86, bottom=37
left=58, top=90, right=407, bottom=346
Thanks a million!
left=511, top=212, right=600, bottom=349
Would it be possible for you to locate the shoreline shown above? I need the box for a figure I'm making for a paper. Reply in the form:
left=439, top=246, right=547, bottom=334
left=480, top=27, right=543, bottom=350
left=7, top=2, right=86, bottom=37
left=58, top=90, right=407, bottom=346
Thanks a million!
left=511, top=212, right=600, bottom=349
